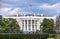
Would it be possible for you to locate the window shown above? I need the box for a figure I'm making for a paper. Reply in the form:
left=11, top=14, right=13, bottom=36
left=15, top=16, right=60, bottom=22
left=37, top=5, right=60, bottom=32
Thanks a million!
left=25, top=20, right=27, bottom=25
left=35, top=20, right=37, bottom=24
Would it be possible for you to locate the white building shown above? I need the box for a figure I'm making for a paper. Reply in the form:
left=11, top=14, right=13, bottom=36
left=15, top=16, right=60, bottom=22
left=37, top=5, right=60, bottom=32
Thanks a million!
left=3, top=14, right=56, bottom=33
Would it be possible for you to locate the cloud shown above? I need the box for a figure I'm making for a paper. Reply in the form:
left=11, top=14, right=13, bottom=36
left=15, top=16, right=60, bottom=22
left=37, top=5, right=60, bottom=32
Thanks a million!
left=9, top=8, right=32, bottom=15
left=0, top=7, right=32, bottom=16
left=0, top=8, right=21, bottom=15
left=39, top=3, right=60, bottom=13
left=1, top=0, right=30, bottom=8
left=9, top=0, right=24, bottom=1
left=1, top=0, right=60, bottom=16
left=0, top=7, right=12, bottom=15
left=0, top=8, right=12, bottom=12
left=9, top=8, right=21, bottom=14
left=1, top=2, right=17, bottom=8
left=10, top=0, right=20, bottom=2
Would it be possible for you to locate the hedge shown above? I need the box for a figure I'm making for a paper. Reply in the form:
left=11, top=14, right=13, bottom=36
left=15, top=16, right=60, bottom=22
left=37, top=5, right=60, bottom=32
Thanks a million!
left=48, top=34, right=56, bottom=38
left=0, top=34, right=49, bottom=39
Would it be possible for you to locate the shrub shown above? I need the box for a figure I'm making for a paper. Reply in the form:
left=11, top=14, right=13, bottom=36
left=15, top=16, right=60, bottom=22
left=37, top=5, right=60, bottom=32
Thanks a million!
left=0, top=34, right=49, bottom=39
left=48, top=34, right=56, bottom=38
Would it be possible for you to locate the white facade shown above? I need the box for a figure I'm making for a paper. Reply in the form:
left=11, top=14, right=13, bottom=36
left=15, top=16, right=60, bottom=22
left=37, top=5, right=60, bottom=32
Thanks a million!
left=3, top=14, right=56, bottom=33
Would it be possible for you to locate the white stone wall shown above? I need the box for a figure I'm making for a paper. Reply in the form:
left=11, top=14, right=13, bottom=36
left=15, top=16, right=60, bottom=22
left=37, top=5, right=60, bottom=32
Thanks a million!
left=3, top=16, right=56, bottom=33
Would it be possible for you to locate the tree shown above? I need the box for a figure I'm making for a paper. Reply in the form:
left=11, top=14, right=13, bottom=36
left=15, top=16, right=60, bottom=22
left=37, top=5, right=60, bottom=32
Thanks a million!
left=8, top=18, right=20, bottom=33
left=0, top=15, right=20, bottom=33
left=0, top=15, right=5, bottom=26
left=41, top=18, right=55, bottom=34
left=0, top=15, right=7, bottom=33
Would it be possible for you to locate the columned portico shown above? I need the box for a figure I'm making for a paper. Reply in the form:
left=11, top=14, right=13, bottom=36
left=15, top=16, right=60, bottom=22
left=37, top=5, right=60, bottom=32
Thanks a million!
left=22, top=19, right=38, bottom=33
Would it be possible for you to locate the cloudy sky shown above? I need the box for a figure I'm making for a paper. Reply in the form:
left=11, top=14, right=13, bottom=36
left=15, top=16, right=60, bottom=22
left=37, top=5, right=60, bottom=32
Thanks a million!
left=0, top=0, right=60, bottom=16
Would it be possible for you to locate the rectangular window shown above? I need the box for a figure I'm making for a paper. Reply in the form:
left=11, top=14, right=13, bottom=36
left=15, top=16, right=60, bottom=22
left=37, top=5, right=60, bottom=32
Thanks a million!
left=25, top=20, right=27, bottom=25
left=28, top=20, right=31, bottom=25
left=28, top=20, right=31, bottom=31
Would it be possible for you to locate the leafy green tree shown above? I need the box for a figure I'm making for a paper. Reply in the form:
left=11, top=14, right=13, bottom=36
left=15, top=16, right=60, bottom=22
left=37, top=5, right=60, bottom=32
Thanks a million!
left=0, top=15, right=20, bottom=33
left=0, top=15, right=5, bottom=26
left=41, top=18, right=55, bottom=34
left=0, top=15, right=6, bottom=33
left=8, top=18, right=20, bottom=33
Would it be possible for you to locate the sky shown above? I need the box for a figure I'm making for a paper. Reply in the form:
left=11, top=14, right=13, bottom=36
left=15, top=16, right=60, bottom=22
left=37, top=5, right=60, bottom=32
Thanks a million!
left=0, top=0, right=60, bottom=16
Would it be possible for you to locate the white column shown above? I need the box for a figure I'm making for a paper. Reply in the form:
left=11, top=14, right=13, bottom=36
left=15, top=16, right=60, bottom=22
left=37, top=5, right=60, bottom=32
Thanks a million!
left=37, top=20, right=38, bottom=30
left=36, top=20, right=37, bottom=31
left=31, top=20, right=32, bottom=31
left=24, top=20, right=26, bottom=31
left=37, top=20, right=40, bottom=30
left=27, top=20, right=29, bottom=31
left=34, top=20, right=36, bottom=32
